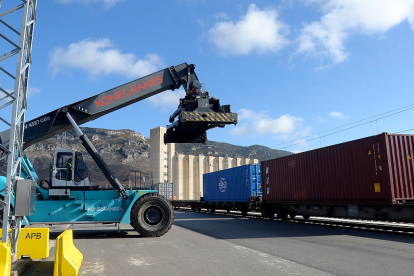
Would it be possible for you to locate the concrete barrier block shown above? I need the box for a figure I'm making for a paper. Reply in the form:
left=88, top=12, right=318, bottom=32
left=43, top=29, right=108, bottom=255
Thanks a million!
left=0, top=228, right=49, bottom=260
left=54, top=230, right=83, bottom=276
left=0, top=242, right=11, bottom=276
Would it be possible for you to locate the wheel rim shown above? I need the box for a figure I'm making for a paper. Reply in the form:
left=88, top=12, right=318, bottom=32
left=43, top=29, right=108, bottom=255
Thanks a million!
left=143, top=206, right=163, bottom=226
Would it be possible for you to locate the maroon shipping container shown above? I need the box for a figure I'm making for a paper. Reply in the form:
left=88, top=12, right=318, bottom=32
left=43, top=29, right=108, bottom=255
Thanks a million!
left=262, top=133, right=414, bottom=204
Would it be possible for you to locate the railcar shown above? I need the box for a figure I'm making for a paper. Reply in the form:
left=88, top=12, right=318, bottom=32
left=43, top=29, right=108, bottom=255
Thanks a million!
left=171, top=164, right=261, bottom=216
left=261, top=133, right=414, bottom=221
left=172, top=133, right=414, bottom=222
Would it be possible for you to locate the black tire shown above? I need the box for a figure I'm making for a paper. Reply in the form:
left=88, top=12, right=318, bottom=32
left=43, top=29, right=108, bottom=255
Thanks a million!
left=241, top=208, right=248, bottom=217
left=303, top=214, right=310, bottom=220
left=261, top=210, right=274, bottom=219
left=289, top=213, right=296, bottom=219
left=130, top=193, right=174, bottom=237
left=277, top=212, right=288, bottom=220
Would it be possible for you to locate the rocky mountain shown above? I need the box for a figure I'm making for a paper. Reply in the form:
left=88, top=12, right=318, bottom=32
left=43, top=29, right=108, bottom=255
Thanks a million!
left=24, top=128, right=150, bottom=187
left=24, top=127, right=291, bottom=186
left=176, top=142, right=291, bottom=161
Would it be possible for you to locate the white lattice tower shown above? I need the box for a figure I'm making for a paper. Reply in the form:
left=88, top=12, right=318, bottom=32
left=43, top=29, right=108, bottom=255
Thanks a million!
left=0, top=0, right=37, bottom=260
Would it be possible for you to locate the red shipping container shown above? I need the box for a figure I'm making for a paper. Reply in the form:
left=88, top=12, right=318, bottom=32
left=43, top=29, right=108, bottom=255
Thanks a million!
left=262, top=133, right=414, bottom=204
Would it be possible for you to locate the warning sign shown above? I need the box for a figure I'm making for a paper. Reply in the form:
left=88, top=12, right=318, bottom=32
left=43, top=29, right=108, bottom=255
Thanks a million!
left=374, top=183, right=381, bottom=193
left=368, top=150, right=372, bottom=155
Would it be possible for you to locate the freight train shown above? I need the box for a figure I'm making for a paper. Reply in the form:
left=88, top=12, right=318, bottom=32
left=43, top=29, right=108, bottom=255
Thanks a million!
left=171, top=133, right=414, bottom=222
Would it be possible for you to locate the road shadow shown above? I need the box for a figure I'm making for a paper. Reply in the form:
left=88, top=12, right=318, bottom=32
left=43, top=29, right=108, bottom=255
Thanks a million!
left=173, top=210, right=414, bottom=244
left=20, top=261, right=54, bottom=276
left=48, top=228, right=145, bottom=240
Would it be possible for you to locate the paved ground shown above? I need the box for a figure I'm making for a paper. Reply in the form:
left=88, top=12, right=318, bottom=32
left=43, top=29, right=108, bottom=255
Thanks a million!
left=21, top=210, right=414, bottom=276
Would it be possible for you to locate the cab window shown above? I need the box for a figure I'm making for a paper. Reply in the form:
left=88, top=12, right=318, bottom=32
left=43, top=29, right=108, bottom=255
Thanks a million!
left=56, top=153, right=73, bottom=168
left=74, top=152, right=89, bottom=182
left=56, top=152, right=73, bottom=181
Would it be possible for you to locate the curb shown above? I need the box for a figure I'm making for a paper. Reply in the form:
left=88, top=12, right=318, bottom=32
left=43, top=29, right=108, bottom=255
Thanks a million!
left=11, top=259, right=32, bottom=276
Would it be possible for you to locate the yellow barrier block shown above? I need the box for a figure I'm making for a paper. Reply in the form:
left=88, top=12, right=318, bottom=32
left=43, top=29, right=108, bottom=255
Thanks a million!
left=54, top=230, right=83, bottom=276
left=0, top=228, right=49, bottom=260
left=0, top=242, right=11, bottom=276
left=18, top=228, right=49, bottom=259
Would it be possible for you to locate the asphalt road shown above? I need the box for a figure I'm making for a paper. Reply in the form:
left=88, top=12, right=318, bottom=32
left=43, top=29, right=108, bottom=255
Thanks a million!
left=21, top=210, right=414, bottom=276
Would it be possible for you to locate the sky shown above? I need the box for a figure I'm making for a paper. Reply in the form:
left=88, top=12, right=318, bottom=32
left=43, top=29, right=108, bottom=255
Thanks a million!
left=1, top=0, right=414, bottom=153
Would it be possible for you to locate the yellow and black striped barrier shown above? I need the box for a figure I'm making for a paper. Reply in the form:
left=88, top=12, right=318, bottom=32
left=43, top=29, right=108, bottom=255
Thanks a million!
left=180, top=111, right=238, bottom=124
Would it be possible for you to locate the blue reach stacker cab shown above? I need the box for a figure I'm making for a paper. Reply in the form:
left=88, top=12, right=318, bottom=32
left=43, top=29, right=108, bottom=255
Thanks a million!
left=0, top=63, right=238, bottom=237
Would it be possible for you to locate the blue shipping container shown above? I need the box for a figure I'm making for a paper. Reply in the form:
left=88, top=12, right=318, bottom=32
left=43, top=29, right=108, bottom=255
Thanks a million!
left=203, top=164, right=262, bottom=202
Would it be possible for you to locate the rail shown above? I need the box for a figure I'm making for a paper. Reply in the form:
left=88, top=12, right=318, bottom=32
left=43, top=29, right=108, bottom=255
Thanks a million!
left=175, top=207, right=414, bottom=236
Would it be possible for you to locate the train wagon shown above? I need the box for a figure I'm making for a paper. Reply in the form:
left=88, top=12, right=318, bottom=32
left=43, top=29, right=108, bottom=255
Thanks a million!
left=261, top=133, right=414, bottom=221
left=171, top=164, right=261, bottom=216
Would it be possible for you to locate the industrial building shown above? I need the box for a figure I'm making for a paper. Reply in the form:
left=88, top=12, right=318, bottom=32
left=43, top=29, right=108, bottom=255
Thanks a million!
left=150, top=127, right=259, bottom=200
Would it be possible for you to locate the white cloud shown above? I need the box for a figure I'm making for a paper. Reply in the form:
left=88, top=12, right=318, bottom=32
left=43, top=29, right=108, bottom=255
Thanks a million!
left=214, top=12, right=230, bottom=21
left=27, top=87, right=41, bottom=97
left=230, top=109, right=303, bottom=137
left=208, top=4, right=289, bottom=55
left=288, top=138, right=308, bottom=147
left=56, top=0, right=125, bottom=8
left=177, top=0, right=207, bottom=6
left=48, top=38, right=163, bottom=79
left=295, top=126, right=312, bottom=138
left=329, top=111, right=349, bottom=119
left=147, top=89, right=185, bottom=112
left=0, top=87, right=40, bottom=110
left=276, top=127, right=313, bottom=149
left=0, top=87, right=40, bottom=99
left=316, top=116, right=327, bottom=123
left=298, top=0, right=414, bottom=63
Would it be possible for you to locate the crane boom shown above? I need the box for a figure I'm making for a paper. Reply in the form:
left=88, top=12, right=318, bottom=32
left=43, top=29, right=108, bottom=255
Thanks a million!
left=0, top=63, right=237, bottom=150
left=0, top=62, right=237, bottom=196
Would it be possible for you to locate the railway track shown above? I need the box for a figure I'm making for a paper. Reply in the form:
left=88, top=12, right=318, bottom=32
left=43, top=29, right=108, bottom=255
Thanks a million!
left=175, top=207, right=414, bottom=236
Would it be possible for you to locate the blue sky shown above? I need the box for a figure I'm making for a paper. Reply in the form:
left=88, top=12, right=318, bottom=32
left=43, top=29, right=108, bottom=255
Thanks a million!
left=1, top=0, right=414, bottom=153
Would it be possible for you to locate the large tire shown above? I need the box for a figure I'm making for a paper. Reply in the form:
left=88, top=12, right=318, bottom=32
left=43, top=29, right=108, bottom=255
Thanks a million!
left=130, top=193, right=174, bottom=237
left=277, top=212, right=288, bottom=220
left=303, top=214, right=311, bottom=220
left=261, top=209, right=274, bottom=219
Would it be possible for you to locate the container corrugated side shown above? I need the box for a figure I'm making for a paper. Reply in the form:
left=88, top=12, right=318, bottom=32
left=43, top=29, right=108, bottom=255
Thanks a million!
left=386, top=134, right=414, bottom=201
left=262, top=133, right=414, bottom=204
left=249, top=164, right=262, bottom=197
left=203, top=164, right=261, bottom=202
